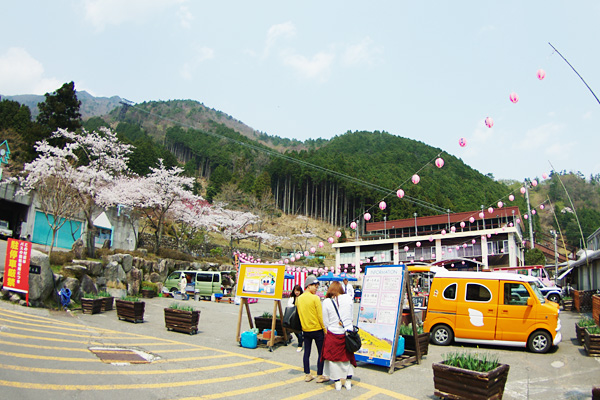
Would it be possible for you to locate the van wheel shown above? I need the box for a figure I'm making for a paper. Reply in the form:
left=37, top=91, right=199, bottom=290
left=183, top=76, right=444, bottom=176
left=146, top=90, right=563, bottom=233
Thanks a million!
left=547, top=294, right=560, bottom=304
left=528, top=330, right=552, bottom=353
left=431, top=324, right=454, bottom=346
left=170, top=288, right=177, bottom=293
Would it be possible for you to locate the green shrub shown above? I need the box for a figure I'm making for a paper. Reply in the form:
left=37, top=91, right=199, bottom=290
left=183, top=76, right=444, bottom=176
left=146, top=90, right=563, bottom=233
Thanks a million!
left=141, top=281, right=158, bottom=293
left=158, top=248, right=194, bottom=262
left=121, top=296, right=141, bottom=302
left=82, top=292, right=100, bottom=299
left=577, top=316, right=597, bottom=328
left=261, top=311, right=273, bottom=318
left=49, top=251, right=74, bottom=266
left=442, top=351, right=499, bottom=372
left=97, top=291, right=112, bottom=298
left=588, top=326, right=600, bottom=335
left=209, top=247, right=223, bottom=257
left=168, top=303, right=195, bottom=312
left=398, top=324, right=424, bottom=335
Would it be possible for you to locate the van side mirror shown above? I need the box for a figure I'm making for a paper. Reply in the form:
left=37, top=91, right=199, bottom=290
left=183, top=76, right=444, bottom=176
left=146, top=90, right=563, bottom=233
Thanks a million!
left=527, top=296, right=535, bottom=306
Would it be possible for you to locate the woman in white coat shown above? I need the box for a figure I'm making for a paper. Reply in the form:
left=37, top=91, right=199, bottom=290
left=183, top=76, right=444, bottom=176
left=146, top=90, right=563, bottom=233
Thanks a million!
left=321, top=281, right=357, bottom=391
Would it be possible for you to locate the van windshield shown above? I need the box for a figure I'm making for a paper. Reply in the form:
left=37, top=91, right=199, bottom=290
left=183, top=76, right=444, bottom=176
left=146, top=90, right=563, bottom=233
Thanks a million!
left=530, top=284, right=545, bottom=303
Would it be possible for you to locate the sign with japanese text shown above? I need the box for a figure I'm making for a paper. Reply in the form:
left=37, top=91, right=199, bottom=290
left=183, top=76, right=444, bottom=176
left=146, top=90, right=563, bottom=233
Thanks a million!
left=236, top=263, right=285, bottom=300
left=3, top=238, right=32, bottom=294
left=354, top=264, right=406, bottom=368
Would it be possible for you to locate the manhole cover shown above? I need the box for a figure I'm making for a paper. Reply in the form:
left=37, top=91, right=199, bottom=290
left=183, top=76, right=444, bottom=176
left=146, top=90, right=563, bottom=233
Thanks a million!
left=89, top=347, right=154, bottom=364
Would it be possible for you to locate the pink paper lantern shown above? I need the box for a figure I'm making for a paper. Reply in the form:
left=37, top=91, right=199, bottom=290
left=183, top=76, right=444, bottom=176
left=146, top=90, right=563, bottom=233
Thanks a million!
left=394, top=249, right=398, bottom=254
left=450, top=226, right=456, bottom=233
left=335, top=230, right=342, bottom=238
left=455, top=246, right=460, bottom=250
left=441, top=229, right=446, bottom=235
left=542, top=173, right=548, bottom=179
left=488, top=207, right=494, bottom=214
left=397, top=189, right=405, bottom=199
left=291, top=256, right=296, bottom=262
left=537, top=69, right=546, bottom=80
left=460, top=221, right=465, bottom=228
left=318, top=241, right=324, bottom=248
left=509, top=194, right=515, bottom=201
left=469, top=217, right=475, bottom=223
left=485, top=117, right=494, bottom=128
left=412, top=174, right=420, bottom=184
left=516, top=218, right=521, bottom=224
left=479, top=212, right=484, bottom=219
left=459, top=137, right=467, bottom=147
left=540, top=204, right=545, bottom=210
left=284, top=259, right=289, bottom=264
left=532, top=179, right=538, bottom=187
left=524, top=214, right=529, bottom=220
left=520, top=187, right=526, bottom=194
left=509, top=222, right=513, bottom=227
left=420, top=257, right=424, bottom=262
left=510, top=92, right=519, bottom=103
left=328, top=237, right=334, bottom=244
left=463, top=243, right=467, bottom=248
left=435, top=157, right=444, bottom=168
left=487, top=234, right=491, bottom=238
left=471, top=239, right=476, bottom=244
left=364, top=213, right=371, bottom=221
left=350, top=221, right=357, bottom=230
left=416, top=242, right=421, bottom=247
left=404, top=246, right=409, bottom=252
left=497, top=201, right=503, bottom=208
left=310, top=247, right=316, bottom=253
left=429, top=236, right=434, bottom=242
left=532, top=209, right=536, bottom=215
left=379, top=201, right=387, bottom=210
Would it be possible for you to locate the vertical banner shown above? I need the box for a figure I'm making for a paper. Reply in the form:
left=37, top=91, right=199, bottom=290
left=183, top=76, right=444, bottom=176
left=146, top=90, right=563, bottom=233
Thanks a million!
left=236, top=263, right=285, bottom=300
left=354, top=264, right=405, bottom=367
left=3, top=238, right=32, bottom=294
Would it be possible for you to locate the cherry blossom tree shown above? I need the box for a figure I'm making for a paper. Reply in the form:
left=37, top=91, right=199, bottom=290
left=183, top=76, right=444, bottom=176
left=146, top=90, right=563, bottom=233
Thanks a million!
left=19, top=127, right=132, bottom=257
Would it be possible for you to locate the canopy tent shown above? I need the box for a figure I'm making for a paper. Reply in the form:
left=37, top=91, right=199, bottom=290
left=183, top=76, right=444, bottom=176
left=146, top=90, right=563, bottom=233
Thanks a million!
left=317, top=272, right=358, bottom=282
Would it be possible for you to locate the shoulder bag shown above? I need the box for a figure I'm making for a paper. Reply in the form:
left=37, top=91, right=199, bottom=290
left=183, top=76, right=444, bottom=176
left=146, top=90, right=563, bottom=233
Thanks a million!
left=283, top=303, right=302, bottom=331
left=331, top=297, right=362, bottom=353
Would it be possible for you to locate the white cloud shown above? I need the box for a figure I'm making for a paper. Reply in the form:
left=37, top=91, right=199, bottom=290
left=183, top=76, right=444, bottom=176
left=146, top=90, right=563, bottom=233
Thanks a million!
left=178, top=5, right=194, bottom=29
left=264, top=21, right=296, bottom=58
left=342, top=37, right=383, bottom=67
left=281, top=51, right=334, bottom=81
left=0, top=47, right=61, bottom=95
left=83, top=0, right=188, bottom=31
left=180, top=45, right=215, bottom=80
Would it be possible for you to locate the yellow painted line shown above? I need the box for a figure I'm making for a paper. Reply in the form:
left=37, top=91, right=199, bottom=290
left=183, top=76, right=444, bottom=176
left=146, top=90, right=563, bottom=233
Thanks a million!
left=0, top=323, right=129, bottom=339
left=0, top=316, right=130, bottom=335
left=0, top=359, right=263, bottom=375
left=354, top=382, right=419, bottom=400
left=353, top=391, right=381, bottom=400
left=0, top=331, right=120, bottom=345
left=179, top=375, right=306, bottom=399
left=0, top=349, right=96, bottom=362
left=0, top=338, right=90, bottom=352
left=281, top=384, right=334, bottom=399
left=0, top=366, right=291, bottom=390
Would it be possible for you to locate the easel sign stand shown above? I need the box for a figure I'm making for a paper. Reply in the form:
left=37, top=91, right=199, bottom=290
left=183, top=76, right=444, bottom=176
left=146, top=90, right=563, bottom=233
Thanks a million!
left=234, top=263, right=288, bottom=352
left=354, top=264, right=422, bottom=373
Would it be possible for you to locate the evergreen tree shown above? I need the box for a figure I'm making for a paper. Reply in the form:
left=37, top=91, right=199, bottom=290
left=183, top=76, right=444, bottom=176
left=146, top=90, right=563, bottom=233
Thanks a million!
left=37, top=81, right=82, bottom=135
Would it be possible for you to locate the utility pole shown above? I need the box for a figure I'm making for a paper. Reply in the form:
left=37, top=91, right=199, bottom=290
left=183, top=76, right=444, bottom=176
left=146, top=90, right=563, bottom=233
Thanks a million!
left=524, top=182, right=535, bottom=249
left=552, top=230, right=558, bottom=285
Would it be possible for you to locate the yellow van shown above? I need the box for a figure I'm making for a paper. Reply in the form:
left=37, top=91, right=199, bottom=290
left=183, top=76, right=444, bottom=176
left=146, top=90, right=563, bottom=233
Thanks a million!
left=423, top=270, right=561, bottom=353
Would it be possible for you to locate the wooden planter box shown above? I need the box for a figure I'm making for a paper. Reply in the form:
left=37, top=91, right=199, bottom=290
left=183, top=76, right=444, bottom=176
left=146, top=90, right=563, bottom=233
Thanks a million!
left=100, top=296, right=114, bottom=312
left=433, top=362, right=510, bottom=400
left=575, top=323, right=587, bottom=345
left=254, top=316, right=284, bottom=334
left=81, top=298, right=103, bottom=314
left=584, top=328, right=600, bottom=356
left=115, top=299, right=145, bottom=323
left=164, top=308, right=200, bottom=334
left=141, top=289, right=156, bottom=299
left=402, top=332, right=430, bottom=356
left=562, top=299, right=573, bottom=312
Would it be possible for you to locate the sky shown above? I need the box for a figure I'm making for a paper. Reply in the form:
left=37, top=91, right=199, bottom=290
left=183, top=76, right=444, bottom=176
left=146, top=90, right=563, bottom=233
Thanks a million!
left=2, top=1, right=600, bottom=182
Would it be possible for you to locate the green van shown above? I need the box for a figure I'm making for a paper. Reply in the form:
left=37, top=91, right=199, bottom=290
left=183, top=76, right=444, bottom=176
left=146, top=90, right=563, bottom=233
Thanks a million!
left=164, top=270, right=225, bottom=298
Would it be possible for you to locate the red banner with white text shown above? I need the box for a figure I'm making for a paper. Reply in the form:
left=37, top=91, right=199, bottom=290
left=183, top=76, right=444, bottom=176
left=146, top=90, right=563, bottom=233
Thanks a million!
left=3, top=238, right=32, bottom=294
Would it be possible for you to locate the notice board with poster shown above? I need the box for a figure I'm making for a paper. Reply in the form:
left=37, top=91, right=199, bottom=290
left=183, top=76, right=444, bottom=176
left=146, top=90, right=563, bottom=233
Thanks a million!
left=236, top=263, right=285, bottom=300
left=355, top=264, right=406, bottom=368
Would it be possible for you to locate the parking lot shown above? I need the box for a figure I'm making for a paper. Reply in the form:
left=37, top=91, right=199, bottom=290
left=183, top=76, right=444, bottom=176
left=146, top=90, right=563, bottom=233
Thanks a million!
left=0, top=294, right=599, bottom=399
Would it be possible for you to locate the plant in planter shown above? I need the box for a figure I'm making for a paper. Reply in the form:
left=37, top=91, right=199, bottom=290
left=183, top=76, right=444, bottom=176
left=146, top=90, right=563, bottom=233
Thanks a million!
left=584, top=325, right=600, bottom=356
left=576, top=317, right=597, bottom=345
left=81, top=293, right=103, bottom=314
left=562, top=296, right=573, bottom=311
left=433, top=351, right=509, bottom=400
left=164, top=303, right=201, bottom=334
left=97, top=291, right=114, bottom=312
left=115, top=296, right=145, bottom=323
left=399, top=324, right=429, bottom=356
left=141, top=281, right=158, bottom=298
left=254, top=311, right=284, bottom=334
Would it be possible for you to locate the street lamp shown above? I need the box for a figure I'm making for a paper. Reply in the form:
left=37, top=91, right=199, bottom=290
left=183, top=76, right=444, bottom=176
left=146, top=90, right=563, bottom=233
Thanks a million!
left=384, top=216, right=387, bottom=239
left=414, top=213, right=418, bottom=236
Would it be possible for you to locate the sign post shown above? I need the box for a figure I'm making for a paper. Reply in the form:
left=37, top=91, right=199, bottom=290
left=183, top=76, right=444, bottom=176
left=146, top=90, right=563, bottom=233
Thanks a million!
left=3, top=238, right=33, bottom=305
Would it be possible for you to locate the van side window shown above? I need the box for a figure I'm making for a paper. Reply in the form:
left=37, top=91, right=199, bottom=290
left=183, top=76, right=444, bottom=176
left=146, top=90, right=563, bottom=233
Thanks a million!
left=213, top=274, right=219, bottom=283
left=504, top=283, right=530, bottom=305
left=197, top=273, right=211, bottom=282
left=167, top=272, right=180, bottom=280
left=465, top=283, right=492, bottom=302
left=443, top=283, right=457, bottom=300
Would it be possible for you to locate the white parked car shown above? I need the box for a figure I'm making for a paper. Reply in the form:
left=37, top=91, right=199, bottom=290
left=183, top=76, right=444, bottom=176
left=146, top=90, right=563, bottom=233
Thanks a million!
left=0, top=220, right=12, bottom=239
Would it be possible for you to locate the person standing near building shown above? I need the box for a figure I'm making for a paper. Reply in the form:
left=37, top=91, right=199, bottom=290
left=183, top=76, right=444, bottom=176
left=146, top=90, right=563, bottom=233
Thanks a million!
left=322, top=281, right=357, bottom=390
left=287, top=284, right=304, bottom=352
left=296, top=275, right=328, bottom=383
left=342, top=278, right=354, bottom=300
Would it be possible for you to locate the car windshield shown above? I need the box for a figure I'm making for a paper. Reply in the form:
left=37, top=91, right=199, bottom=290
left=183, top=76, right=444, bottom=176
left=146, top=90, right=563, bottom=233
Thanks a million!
left=530, top=283, right=545, bottom=303
left=0, top=221, right=8, bottom=228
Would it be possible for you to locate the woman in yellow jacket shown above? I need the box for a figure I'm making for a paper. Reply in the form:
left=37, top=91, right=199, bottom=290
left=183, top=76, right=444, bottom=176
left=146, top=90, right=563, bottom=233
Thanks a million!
left=296, top=275, right=328, bottom=383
